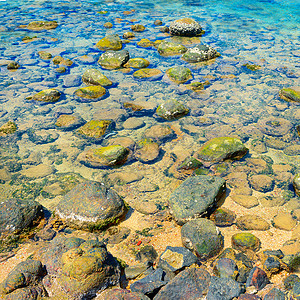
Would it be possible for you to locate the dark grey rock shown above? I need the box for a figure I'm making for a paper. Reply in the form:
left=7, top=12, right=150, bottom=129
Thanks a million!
left=292, top=281, right=300, bottom=299
left=169, top=18, right=203, bottom=37
left=213, top=258, right=238, bottom=280
left=246, top=267, right=270, bottom=291
left=168, top=175, right=226, bottom=225
left=135, top=245, right=158, bottom=266
left=283, top=274, right=300, bottom=290
left=182, top=44, right=220, bottom=63
left=263, top=288, right=287, bottom=300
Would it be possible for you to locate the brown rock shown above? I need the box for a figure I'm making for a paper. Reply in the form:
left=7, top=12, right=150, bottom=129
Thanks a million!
left=272, top=212, right=297, bottom=231
left=231, top=194, right=259, bottom=208
left=236, top=215, right=270, bottom=231
left=249, top=174, right=274, bottom=192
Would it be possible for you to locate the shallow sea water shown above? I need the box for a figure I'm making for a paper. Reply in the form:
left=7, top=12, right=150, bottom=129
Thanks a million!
left=0, top=0, right=300, bottom=288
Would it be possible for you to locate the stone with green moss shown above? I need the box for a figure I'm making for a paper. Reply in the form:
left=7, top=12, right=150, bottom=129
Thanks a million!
left=55, top=114, right=86, bottom=131
left=96, top=34, right=122, bottom=51
left=7, top=61, right=20, bottom=70
left=38, top=51, right=52, bottom=60
left=156, top=99, right=189, bottom=120
left=82, top=69, right=113, bottom=87
left=52, top=55, right=73, bottom=66
left=131, top=24, right=145, bottom=32
left=123, top=31, right=135, bottom=39
left=26, top=20, right=58, bottom=31
left=133, top=68, right=162, bottom=80
left=76, top=120, right=113, bottom=141
left=134, top=138, right=160, bottom=163
left=137, top=38, right=154, bottom=48
left=231, top=232, right=261, bottom=252
left=166, top=66, right=192, bottom=84
left=279, top=87, right=300, bottom=103
left=98, top=50, right=130, bottom=69
left=0, top=121, right=17, bottom=137
left=74, top=86, right=106, bottom=101
left=157, top=41, right=187, bottom=56
left=124, top=58, right=150, bottom=69
left=197, top=137, right=248, bottom=164
left=78, top=145, right=129, bottom=168
left=243, top=63, right=261, bottom=71
left=32, top=89, right=61, bottom=103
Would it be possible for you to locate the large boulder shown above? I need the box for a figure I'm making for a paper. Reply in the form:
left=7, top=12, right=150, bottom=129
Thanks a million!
left=181, top=218, right=224, bottom=260
left=168, top=175, right=226, bottom=225
left=182, top=44, right=220, bottom=63
left=98, top=50, right=130, bottom=69
left=55, top=181, right=125, bottom=230
left=169, top=18, right=203, bottom=37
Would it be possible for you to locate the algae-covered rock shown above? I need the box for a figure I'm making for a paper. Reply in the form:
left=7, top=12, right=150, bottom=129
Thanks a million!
left=38, top=51, right=52, bottom=60
left=181, top=218, right=224, bottom=260
left=156, top=99, right=189, bottom=120
left=0, top=121, right=17, bottom=137
left=26, top=20, right=58, bottom=31
left=131, top=24, right=146, bottom=32
left=78, top=145, right=129, bottom=168
left=169, top=18, right=203, bottom=37
left=166, top=66, right=192, bottom=84
left=168, top=175, right=226, bottom=225
left=231, top=233, right=261, bottom=252
left=55, top=181, right=125, bottom=230
left=98, top=50, right=130, bottom=69
left=134, top=138, right=160, bottom=163
left=52, top=55, right=73, bottom=66
left=74, top=86, right=106, bottom=101
left=279, top=86, right=300, bottom=103
left=133, top=68, right=163, bottom=80
left=76, top=120, right=113, bottom=141
left=96, top=34, right=123, bottom=51
left=82, top=68, right=113, bottom=87
left=124, top=57, right=150, bottom=68
left=182, top=44, right=220, bottom=63
left=144, top=124, right=176, bottom=143
left=157, top=41, right=187, bottom=56
left=55, top=114, right=86, bottom=131
left=32, top=88, right=61, bottom=103
left=243, top=63, right=261, bottom=71
left=137, top=38, right=154, bottom=48
left=7, top=61, right=20, bottom=70
left=197, top=137, right=248, bottom=164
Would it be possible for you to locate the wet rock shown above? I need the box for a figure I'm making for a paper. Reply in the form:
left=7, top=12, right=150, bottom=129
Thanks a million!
left=82, top=69, right=113, bottom=86
left=125, top=264, right=150, bottom=280
left=157, top=41, right=187, bottom=56
left=78, top=145, right=129, bottom=168
left=131, top=24, right=146, bottom=32
left=98, top=50, right=130, bottom=69
left=257, top=117, right=292, bottom=137
left=97, top=288, right=150, bottom=300
left=74, top=86, right=107, bottom=101
left=283, top=145, right=300, bottom=156
left=181, top=218, right=224, bottom=259
left=55, top=181, right=125, bottom=230
left=260, top=195, right=286, bottom=207
left=20, top=164, right=55, bottom=178
left=177, top=156, right=203, bottom=173
left=262, top=255, right=281, bottom=275
left=32, top=88, right=61, bottom=103
left=63, top=74, right=82, bottom=87
left=0, top=121, right=17, bottom=137
left=207, top=276, right=242, bottom=300
left=104, top=226, right=131, bottom=244
left=124, top=58, right=150, bottom=68
left=134, top=138, right=160, bottom=163
left=123, top=31, right=135, bottom=38
left=96, top=34, right=123, bottom=51
left=76, top=120, right=114, bottom=142
left=156, top=99, right=189, bottom=120
left=236, top=215, right=270, bottom=231
left=103, top=22, right=113, bottom=28
left=168, top=175, right=226, bottom=225
left=272, top=212, right=297, bottom=231
left=130, top=268, right=167, bottom=296
left=26, top=20, right=58, bottom=30
left=249, top=174, right=274, bottom=192
left=55, top=114, right=86, bottom=131
left=263, top=288, right=287, bottom=300
left=210, top=207, right=236, bottom=227
left=182, top=44, right=220, bottom=63
left=264, top=136, right=288, bottom=150
left=144, top=124, right=176, bottom=143
left=232, top=233, right=261, bottom=252
left=157, top=246, right=197, bottom=272
left=123, top=117, right=145, bottom=129
left=231, top=194, right=259, bottom=208
left=238, top=294, right=261, bottom=299
left=281, top=239, right=300, bottom=270
left=55, top=66, right=66, bottom=73
left=123, top=101, right=157, bottom=116
left=136, top=245, right=158, bottom=266
left=292, top=282, right=300, bottom=299
left=107, top=171, right=143, bottom=185
left=169, top=18, right=203, bottom=37
left=284, top=274, right=300, bottom=291
left=246, top=267, right=270, bottom=291
left=197, top=137, right=248, bottom=164
left=136, top=39, right=154, bottom=48
left=154, top=19, right=163, bottom=26
left=165, top=66, right=192, bottom=84
left=52, top=55, right=73, bottom=66
left=279, top=86, right=300, bottom=102
left=153, top=268, right=211, bottom=300
left=0, top=168, right=11, bottom=182
left=213, top=258, right=238, bottom=279
left=7, top=61, right=20, bottom=70
left=133, top=68, right=163, bottom=80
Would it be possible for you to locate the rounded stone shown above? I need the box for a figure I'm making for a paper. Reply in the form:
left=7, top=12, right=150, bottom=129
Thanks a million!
left=156, top=99, right=189, bottom=120
left=124, top=58, right=150, bottom=69
left=181, top=218, right=224, bottom=259
left=82, top=69, right=113, bottom=87
left=134, top=138, right=160, bottom=163
left=236, top=215, right=270, bottom=231
left=76, top=120, right=113, bottom=141
left=32, top=88, right=61, bottom=103
left=182, top=44, right=220, bottom=63
left=0, top=121, right=17, bottom=137
left=74, top=86, right=106, bottom=101
left=279, top=86, right=300, bottom=103
left=26, top=20, right=58, bottom=30
left=272, top=212, right=297, bottom=231
left=169, top=18, right=203, bottom=37
left=257, top=117, right=292, bottom=137
left=249, top=174, right=274, bottom=192
left=123, top=117, right=145, bottom=129
left=157, top=41, right=187, bottom=56
left=231, top=194, right=259, bottom=209
left=210, top=207, right=236, bottom=227
left=96, top=34, right=122, bottom=51
left=166, top=66, right=192, bottom=84
left=55, top=114, right=86, bottom=131
left=55, top=181, right=125, bottom=230
left=131, top=24, right=145, bottom=32
left=144, top=124, right=176, bottom=143
left=231, top=233, right=261, bottom=252
left=137, top=38, right=154, bottom=48
left=98, top=50, right=130, bottom=69
left=133, top=68, right=163, bottom=80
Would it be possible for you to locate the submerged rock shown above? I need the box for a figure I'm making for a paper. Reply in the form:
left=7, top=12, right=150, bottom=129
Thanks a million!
left=0, top=121, right=17, bottom=137
left=55, top=114, right=86, bottom=131
left=232, top=233, right=261, bottom=252
left=168, top=175, right=226, bottom=225
left=32, top=88, right=61, bottom=103
left=293, top=173, right=300, bottom=196
left=166, top=66, right=192, bottom=84
left=156, top=99, right=189, bottom=120
left=74, top=86, right=106, bottom=101
left=96, top=34, right=122, bottom=51
left=124, top=57, right=150, bottom=68
left=169, top=18, right=203, bottom=37
left=131, top=24, right=146, bottom=32
left=279, top=86, right=300, bottom=102
left=236, top=215, right=270, bottom=231
left=55, top=181, right=125, bottom=230
left=7, top=61, right=20, bottom=70
left=133, top=68, right=163, bottom=80
left=182, top=44, right=220, bottom=63
left=38, top=51, right=52, bottom=60
left=76, top=120, right=113, bottom=141
left=257, top=117, right=292, bottom=137
left=157, top=41, right=187, bottom=56
left=134, top=138, right=160, bottom=163
left=98, top=50, right=130, bottom=69
left=82, top=69, right=113, bottom=86
left=26, top=20, right=58, bottom=30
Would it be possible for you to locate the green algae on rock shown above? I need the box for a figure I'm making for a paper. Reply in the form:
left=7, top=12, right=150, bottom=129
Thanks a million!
left=98, top=50, right=130, bottom=69
left=7, top=61, right=20, bottom=70
left=133, top=68, right=162, bottom=80
left=0, top=121, right=17, bottom=137
left=134, top=138, right=160, bottom=163
left=76, top=120, right=113, bottom=141
left=124, top=58, right=150, bottom=69
left=74, top=86, right=106, bottom=101
left=156, top=99, right=189, bottom=120
left=96, top=34, right=123, bottom=51
left=157, top=41, right=187, bottom=56
left=243, top=63, right=261, bottom=71
left=55, top=114, right=86, bottom=131
left=52, top=55, right=73, bottom=66
left=231, top=232, right=261, bottom=252
left=182, top=44, right=220, bottom=63
left=169, top=18, right=204, bottom=37
left=82, top=69, right=113, bottom=87
left=166, top=66, right=192, bottom=84
left=38, top=51, right=52, bottom=60
left=131, top=24, right=146, bottom=32
left=32, top=88, right=61, bottom=103
left=26, top=20, right=58, bottom=30
left=137, top=38, right=154, bottom=48
left=279, top=87, right=300, bottom=103
left=197, top=137, right=248, bottom=164
left=78, top=145, right=129, bottom=168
